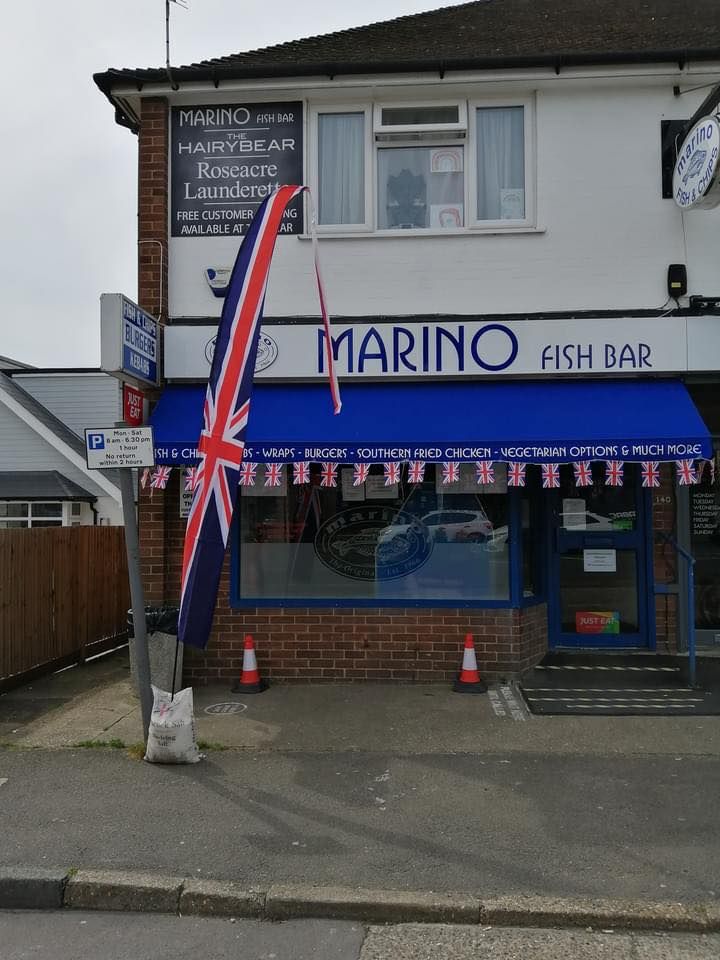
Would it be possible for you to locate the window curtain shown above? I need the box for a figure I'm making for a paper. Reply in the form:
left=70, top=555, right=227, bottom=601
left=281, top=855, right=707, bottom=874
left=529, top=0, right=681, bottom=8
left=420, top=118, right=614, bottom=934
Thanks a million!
left=476, top=107, right=525, bottom=220
left=318, top=113, right=365, bottom=225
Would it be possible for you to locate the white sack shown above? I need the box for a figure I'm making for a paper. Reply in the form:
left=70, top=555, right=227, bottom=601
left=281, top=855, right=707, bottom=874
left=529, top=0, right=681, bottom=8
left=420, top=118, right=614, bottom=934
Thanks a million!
left=144, top=684, right=201, bottom=764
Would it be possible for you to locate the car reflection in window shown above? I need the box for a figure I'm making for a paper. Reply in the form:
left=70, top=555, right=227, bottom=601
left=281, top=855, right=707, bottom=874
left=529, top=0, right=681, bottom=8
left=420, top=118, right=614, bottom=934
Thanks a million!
left=378, top=509, right=494, bottom=552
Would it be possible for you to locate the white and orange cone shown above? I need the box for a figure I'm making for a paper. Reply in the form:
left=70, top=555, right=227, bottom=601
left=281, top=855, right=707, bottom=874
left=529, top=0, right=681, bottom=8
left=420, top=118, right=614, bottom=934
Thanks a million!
left=453, top=633, right=487, bottom=694
left=231, top=635, right=269, bottom=694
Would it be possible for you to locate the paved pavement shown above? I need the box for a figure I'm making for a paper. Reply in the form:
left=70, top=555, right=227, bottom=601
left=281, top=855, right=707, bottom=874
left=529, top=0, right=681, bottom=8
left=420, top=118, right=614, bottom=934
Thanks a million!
left=2, top=912, right=719, bottom=959
left=1, top=649, right=719, bottom=905
left=0, top=744, right=718, bottom=900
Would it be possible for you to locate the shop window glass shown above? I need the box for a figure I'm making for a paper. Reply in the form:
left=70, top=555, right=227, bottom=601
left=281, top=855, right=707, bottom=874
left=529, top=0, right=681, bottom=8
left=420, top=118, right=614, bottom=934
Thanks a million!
left=378, top=146, right=464, bottom=229
left=690, top=459, right=720, bottom=629
left=476, top=106, right=525, bottom=221
left=237, top=463, right=509, bottom=603
left=521, top=472, right=539, bottom=597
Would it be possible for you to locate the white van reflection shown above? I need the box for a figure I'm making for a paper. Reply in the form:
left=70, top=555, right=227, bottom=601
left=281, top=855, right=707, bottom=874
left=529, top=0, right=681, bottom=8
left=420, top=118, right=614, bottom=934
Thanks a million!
left=561, top=510, right=617, bottom=531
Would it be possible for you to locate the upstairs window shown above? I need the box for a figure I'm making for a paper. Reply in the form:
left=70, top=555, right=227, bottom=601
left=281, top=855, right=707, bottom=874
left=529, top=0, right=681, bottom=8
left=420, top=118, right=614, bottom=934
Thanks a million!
left=475, top=106, right=526, bottom=222
left=317, top=111, right=367, bottom=226
left=313, top=98, right=533, bottom=233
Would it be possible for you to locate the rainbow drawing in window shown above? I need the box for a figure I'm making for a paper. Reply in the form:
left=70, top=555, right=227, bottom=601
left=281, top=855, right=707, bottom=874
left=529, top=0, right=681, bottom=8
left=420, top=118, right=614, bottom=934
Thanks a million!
left=430, top=147, right=463, bottom=173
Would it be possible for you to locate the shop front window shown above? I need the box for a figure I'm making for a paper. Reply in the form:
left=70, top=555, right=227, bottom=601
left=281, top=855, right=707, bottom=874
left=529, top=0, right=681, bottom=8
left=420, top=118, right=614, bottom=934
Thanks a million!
left=236, top=463, right=510, bottom=604
left=690, top=461, right=720, bottom=629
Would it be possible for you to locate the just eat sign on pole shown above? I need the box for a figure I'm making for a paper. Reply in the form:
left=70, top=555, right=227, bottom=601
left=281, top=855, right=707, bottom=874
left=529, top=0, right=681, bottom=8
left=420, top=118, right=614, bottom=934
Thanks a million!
left=123, top=383, right=144, bottom=426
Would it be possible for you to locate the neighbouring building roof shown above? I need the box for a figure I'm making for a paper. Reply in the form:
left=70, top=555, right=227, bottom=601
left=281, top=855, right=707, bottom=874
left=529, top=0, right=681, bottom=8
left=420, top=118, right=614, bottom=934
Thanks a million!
left=0, top=372, right=121, bottom=499
left=95, top=0, right=720, bottom=106
left=0, top=355, right=34, bottom=371
left=0, top=471, right=96, bottom=501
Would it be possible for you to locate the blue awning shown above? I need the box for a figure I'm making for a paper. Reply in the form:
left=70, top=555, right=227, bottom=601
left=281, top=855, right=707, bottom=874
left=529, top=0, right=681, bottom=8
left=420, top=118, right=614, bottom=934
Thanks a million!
left=150, top=380, right=712, bottom=465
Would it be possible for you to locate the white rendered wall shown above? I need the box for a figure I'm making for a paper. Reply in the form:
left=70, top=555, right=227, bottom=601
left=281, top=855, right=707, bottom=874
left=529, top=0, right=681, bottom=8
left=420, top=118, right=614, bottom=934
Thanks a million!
left=168, top=77, right=720, bottom=320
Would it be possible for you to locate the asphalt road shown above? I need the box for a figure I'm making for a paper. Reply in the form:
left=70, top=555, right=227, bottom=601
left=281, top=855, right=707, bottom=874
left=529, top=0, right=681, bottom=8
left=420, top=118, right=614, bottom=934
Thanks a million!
left=2, top=913, right=719, bottom=960
left=0, top=746, right=718, bottom=901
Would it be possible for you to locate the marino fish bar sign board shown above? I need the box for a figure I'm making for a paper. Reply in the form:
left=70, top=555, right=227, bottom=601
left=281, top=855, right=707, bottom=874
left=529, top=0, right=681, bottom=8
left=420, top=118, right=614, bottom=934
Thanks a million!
left=171, top=103, right=303, bottom=236
left=164, top=315, right=715, bottom=380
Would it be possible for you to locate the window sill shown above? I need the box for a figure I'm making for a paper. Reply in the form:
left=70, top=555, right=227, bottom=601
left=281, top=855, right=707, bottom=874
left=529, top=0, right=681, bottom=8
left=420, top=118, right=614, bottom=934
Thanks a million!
left=299, top=226, right=546, bottom=240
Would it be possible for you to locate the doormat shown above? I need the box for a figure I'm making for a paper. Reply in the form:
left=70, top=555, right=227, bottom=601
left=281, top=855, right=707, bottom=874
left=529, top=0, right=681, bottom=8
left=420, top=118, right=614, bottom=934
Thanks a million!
left=519, top=652, right=720, bottom=716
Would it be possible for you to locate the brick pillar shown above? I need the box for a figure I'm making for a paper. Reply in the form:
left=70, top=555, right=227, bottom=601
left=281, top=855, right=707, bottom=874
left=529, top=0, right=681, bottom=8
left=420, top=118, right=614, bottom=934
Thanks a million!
left=137, top=96, right=169, bottom=602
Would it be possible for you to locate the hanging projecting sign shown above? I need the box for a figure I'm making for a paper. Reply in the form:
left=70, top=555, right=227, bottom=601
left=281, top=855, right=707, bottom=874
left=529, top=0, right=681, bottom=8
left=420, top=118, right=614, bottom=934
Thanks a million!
left=170, top=102, right=304, bottom=237
left=672, top=115, right=720, bottom=210
left=100, top=294, right=159, bottom=387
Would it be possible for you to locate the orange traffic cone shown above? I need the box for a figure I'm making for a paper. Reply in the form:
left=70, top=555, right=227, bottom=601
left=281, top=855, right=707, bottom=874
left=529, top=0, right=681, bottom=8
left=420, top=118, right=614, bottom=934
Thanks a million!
left=231, top=635, right=269, bottom=694
left=453, top=634, right=487, bottom=694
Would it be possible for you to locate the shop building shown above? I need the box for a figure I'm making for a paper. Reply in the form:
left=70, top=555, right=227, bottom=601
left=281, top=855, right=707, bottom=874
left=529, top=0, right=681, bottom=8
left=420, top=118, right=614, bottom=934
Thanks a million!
left=95, top=0, right=720, bottom=682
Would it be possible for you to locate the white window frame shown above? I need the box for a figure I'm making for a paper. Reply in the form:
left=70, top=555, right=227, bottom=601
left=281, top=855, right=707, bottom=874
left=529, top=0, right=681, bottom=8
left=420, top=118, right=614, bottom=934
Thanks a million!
left=309, top=96, right=536, bottom=236
left=0, top=500, right=65, bottom=528
left=468, top=95, right=536, bottom=231
left=373, top=101, right=467, bottom=138
left=309, top=104, right=373, bottom=233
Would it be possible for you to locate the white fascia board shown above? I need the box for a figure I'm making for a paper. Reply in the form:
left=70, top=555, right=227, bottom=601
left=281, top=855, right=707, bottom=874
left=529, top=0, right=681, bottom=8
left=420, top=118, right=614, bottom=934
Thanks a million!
left=0, top=391, right=122, bottom=504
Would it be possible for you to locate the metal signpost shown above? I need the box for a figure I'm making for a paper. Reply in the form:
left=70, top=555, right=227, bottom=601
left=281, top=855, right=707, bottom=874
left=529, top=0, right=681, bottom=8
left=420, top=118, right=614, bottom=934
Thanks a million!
left=85, top=425, right=156, bottom=741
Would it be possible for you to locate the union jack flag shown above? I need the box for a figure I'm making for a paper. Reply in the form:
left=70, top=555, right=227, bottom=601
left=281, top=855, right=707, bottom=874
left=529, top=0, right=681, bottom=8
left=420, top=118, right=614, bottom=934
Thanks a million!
left=442, top=461, right=460, bottom=484
left=573, top=461, right=592, bottom=487
left=676, top=459, right=696, bottom=485
left=641, top=461, right=661, bottom=488
left=150, top=466, right=171, bottom=490
left=408, top=461, right=425, bottom=483
left=605, top=461, right=624, bottom=487
left=140, top=468, right=150, bottom=490
left=475, top=461, right=495, bottom=485
left=184, top=467, right=198, bottom=492
left=264, top=463, right=283, bottom=487
left=353, top=463, right=370, bottom=486
left=293, top=461, right=310, bottom=485
left=238, top=462, right=257, bottom=486
left=542, top=464, right=560, bottom=488
left=321, top=462, right=338, bottom=487
left=700, top=458, right=717, bottom=485
left=178, top=186, right=341, bottom=650
left=507, top=462, right=526, bottom=487
left=384, top=462, right=401, bottom=486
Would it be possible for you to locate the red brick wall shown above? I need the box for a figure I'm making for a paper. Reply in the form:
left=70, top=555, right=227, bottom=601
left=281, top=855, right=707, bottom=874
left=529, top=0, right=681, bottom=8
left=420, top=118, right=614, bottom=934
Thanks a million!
left=137, top=97, right=169, bottom=602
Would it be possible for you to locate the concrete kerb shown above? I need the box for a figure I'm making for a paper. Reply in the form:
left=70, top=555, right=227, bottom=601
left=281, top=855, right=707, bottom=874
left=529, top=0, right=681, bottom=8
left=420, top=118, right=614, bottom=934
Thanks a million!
left=1, top=869, right=719, bottom=933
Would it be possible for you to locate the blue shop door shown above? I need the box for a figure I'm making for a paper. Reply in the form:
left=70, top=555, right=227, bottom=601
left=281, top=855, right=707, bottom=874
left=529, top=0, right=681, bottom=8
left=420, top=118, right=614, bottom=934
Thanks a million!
left=548, top=464, right=651, bottom=649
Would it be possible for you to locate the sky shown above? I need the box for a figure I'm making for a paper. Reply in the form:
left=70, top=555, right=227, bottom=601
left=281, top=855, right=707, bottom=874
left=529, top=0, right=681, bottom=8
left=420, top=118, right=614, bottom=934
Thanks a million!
left=0, top=0, right=458, bottom=368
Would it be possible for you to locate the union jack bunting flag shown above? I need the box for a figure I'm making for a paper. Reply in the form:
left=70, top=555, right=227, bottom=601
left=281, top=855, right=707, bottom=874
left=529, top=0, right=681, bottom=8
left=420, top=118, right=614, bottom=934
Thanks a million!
left=507, top=462, right=527, bottom=487
left=442, top=461, right=460, bottom=484
left=676, top=460, right=697, bottom=486
left=573, top=462, right=592, bottom=487
left=605, top=461, right=624, bottom=487
left=178, top=186, right=341, bottom=650
left=408, top=461, right=426, bottom=484
left=184, top=467, right=198, bottom=492
left=641, top=461, right=661, bottom=488
left=150, top=466, right=171, bottom=490
left=712, top=458, right=717, bottom=485
left=321, top=462, right=338, bottom=487
left=264, top=463, right=283, bottom=487
left=353, top=463, right=370, bottom=486
left=475, top=461, right=495, bottom=485
left=140, top=467, right=150, bottom=490
left=238, top=462, right=257, bottom=486
left=541, top=463, right=560, bottom=489
left=384, top=462, right=401, bottom=486
left=293, top=461, right=310, bottom=485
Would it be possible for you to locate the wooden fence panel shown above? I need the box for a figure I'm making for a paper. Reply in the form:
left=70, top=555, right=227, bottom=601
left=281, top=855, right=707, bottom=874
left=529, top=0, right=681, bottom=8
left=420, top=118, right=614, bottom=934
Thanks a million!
left=0, top=526, right=130, bottom=687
